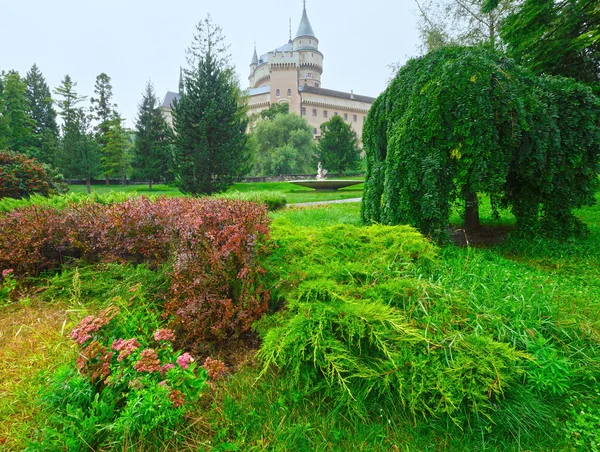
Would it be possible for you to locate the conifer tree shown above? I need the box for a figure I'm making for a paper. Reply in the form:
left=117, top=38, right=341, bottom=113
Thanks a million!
left=172, top=15, right=250, bottom=195
left=54, top=75, right=101, bottom=193
left=318, top=115, right=360, bottom=177
left=133, top=81, right=170, bottom=190
left=103, top=115, right=133, bottom=186
left=25, top=64, right=60, bottom=165
left=0, top=71, right=36, bottom=155
left=90, top=73, right=118, bottom=183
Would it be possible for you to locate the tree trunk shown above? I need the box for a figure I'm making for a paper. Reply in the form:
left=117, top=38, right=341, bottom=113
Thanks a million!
left=105, top=174, right=110, bottom=185
left=464, top=191, right=480, bottom=230
left=149, top=179, right=153, bottom=191
left=86, top=177, right=91, bottom=194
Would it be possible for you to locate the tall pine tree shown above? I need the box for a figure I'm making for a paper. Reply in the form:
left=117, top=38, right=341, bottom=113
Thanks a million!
left=318, top=115, right=360, bottom=177
left=172, top=15, right=250, bottom=195
left=0, top=71, right=37, bottom=155
left=103, top=115, right=133, bottom=186
left=90, top=73, right=118, bottom=184
left=54, top=75, right=101, bottom=193
left=25, top=64, right=60, bottom=165
left=133, top=81, right=170, bottom=190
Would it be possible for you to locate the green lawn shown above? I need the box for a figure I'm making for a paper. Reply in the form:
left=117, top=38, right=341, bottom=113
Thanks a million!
left=68, top=180, right=364, bottom=204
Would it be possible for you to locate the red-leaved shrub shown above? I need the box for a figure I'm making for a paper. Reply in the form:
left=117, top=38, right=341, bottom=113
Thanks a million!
left=0, top=150, right=67, bottom=199
left=0, top=197, right=271, bottom=348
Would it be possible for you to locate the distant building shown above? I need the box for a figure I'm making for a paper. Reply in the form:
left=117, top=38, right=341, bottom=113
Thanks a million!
left=161, top=1, right=375, bottom=140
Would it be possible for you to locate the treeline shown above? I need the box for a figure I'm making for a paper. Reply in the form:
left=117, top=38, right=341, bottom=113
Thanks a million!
left=0, top=66, right=172, bottom=194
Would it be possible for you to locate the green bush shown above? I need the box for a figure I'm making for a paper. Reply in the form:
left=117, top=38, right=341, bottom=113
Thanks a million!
left=0, top=150, right=67, bottom=199
left=32, top=298, right=206, bottom=450
left=215, top=190, right=287, bottom=211
left=257, top=222, right=527, bottom=424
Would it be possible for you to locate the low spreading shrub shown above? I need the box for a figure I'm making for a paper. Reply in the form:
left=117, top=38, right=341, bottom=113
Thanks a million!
left=0, top=197, right=271, bottom=348
left=32, top=302, right=207, bottom=450
left=215, top=190, right=287, bottom=211
left=257, top=221, right=528, bottom=425
left=0, top=150, right=67, bottom=199
left=0, top=191, right=134, bottom=213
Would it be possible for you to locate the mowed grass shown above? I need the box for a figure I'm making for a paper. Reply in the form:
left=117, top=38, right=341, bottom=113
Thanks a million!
left=68, top=179, right=364, bottom=204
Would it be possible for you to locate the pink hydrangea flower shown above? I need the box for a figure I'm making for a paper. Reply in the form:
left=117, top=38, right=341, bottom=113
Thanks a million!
left=2, top=269, right=14, bottom=278
left=153, top=329, right=175, bottom=342
left=160, top=363, right=175, bottom=375
left=176, top=352, right=193, bottom=370
left=111, top=338, right=141, bottom=361
left=133, top=349, right=161, bottom=373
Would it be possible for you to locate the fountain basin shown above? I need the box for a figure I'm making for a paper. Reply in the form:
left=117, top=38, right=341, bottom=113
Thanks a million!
left=290, top=180, right=362, bottom=191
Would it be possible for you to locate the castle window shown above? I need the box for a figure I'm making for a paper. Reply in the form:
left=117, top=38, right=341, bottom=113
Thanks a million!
left=287, top=88, right=292, bottom=96
left=315, top=82, right=319, bottom=88
left=301, top=107, right=306, bottom=116
left=276, top=89, right=280, bottom=97
left=353, top=114, right=358, bottom=122
left=312, top=108, right=317, bottom=117
left=323, top=110, right=328, bottom=118
left=307, top=73, right=312, bottom=78
left=334, top=112, right=339, bottom=116
left=344, top=113, right=348, bottom=121
left=313, top=128, right=317, bottom=135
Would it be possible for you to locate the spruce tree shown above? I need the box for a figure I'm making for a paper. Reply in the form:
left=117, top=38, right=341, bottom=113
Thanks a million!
left=172, top=15, right=250, bottom=195
left=318, top=115, right=360, bottom=177
left=54, top=75, right=101, bottom=193
left=103, top=115, right=133, bottom=186
left=133, top=81, right=170, bottom=190
left=0, top=71, right=37, bottom=155
left=90, top=73, right=118, bottom=183
left=25, top=64, right=60, bottom=165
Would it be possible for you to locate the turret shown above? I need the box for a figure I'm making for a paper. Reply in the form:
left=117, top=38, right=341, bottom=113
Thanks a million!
left=293, top=1, right=323, bottom=87
left=178, top=67, right=184, bottom=95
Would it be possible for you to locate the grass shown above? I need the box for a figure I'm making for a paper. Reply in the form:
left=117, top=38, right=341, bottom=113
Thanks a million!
left=67, top=179, right=364, bottom=205
left=1, top=187, right=600, bottom=450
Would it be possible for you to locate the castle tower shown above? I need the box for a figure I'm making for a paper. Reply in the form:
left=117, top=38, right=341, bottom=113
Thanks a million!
left=249, top=43, right=259, bottom=87
left=178, top=67, right=184, bottom=95
left=293, top=1, right=323, bottom=87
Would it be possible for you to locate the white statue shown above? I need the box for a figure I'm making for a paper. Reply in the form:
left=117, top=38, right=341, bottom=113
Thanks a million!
left=317, top=162, right=328, bottom=180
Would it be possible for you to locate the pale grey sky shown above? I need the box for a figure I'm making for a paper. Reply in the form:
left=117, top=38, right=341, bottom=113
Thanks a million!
left=0, top=0, right=421, bottom=128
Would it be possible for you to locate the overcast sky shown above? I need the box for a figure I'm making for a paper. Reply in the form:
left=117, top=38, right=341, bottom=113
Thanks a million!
left=1, top=0, right=422, bottom=128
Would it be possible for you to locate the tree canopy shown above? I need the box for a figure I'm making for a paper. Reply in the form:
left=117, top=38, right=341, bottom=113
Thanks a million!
left=250, top=111, right=315, bottom=176
left=361, top=46, right=600, bottom=240
left=318, top=115, right=360, bottom=177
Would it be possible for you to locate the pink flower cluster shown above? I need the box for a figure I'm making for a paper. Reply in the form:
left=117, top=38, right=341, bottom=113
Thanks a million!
left=133, top=348, right=161, bottom=373
left=76, top=340, right=113, bottom=383
left=153, top=329, right=175, bottom=342
left=160, top=363, right=175, bottom=375
left=202, top=357, right=228, bottom=380
left=111, top=338, right=141, bottom=361
left=2, top=269, right=13, bottom=278
left=70, top=306, right=119, bottom=345
left=176, top=352, right=193, bottom=370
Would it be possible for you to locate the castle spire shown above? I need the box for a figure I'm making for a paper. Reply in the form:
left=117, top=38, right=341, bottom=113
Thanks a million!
left=289, top=18, right=292, bottom=43
left=296, top=0, right=315, bottom=38
left=251, top=41, right=258, bottom=66
left=178, top=66, right=184, bottom=95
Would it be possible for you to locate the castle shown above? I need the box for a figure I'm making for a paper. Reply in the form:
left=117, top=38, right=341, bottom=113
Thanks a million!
left=162, top=2, right=375, bottom=139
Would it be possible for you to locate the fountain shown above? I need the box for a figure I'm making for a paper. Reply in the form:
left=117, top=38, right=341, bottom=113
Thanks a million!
left=290, top=162, right=363, bottom=191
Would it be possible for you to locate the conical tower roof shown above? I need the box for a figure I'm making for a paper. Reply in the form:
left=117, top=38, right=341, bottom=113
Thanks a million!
left=251, top=44, right=258, bottom=65
left=295, top=1, right=315, bottom=38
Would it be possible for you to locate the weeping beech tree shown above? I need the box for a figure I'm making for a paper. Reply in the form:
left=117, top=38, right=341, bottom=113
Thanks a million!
left=361, top=46, right=600, bottom=239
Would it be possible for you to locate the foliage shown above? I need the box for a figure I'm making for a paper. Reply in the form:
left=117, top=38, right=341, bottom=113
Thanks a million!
left=32, top=302, right=206, bottom=450
left=318, top=115, right=361, bottom=176
left=251, top=112, right=316, bottom=176
left=260, top=102, right=289, bottom=120
left=361, top=46, right=600, bottom=239
left=25, top=63, right=60, bottom=165
left=102, top=115, right=133, bottom=184
left=500, top=0, right=600, bottom=94
left=258, top=221, right=529, bottom=425
left=565, top=390, right=600, bottom=451
left=214, top=189, right=287, bottom=211
left=0, top=150, right=67, bottom=199
left=0, top=197, right=271, bottom=348
left=172, top=15, right=250, bottom=195
left=133, top=81, right=172, bottom=189
left=54, top=74, right=101, bottom=193
left=0, top=71, right=36, bottom=155
left=413, top=0, right=514, bottom=53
